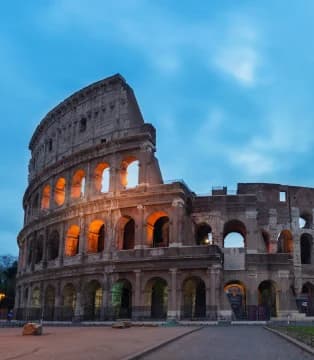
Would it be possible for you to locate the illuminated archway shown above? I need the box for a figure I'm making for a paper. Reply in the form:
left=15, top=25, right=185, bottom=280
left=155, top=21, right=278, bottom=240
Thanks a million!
left=116, top=216, right=135, bottom=250
left=71, top=169, right=86, bottom=199
left=94, top=163, right=110, bottom=193
left=87, top=220, right=105, bottom=253
left=223, top=220, right=246, bottom=248
left=120, top=156, right=139, bottom=189
left=65, top=225, right=80, bottom=256
left=41, top=184, right=51, bottom=209
left=224, top=281, right=246, bottom=319
left=144, top=277, right=168, bottom=319
left=111, top=279, right=132, bottom=318
left=146, top=211, right=170, bottom=248
left=182, top=277, right=206, bottom=319
left=54, top=177, right=66, bottom=206
left=195, top=223, right=212, bottom=245
left=277, top=230, right=293, bottom=253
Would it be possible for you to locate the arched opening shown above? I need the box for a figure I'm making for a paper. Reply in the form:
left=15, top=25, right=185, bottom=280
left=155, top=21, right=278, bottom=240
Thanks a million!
left=147, top=211, right=170, bottom=248
left=41, top=184, right=51, bottom=209
left=71, top=169, right=86, bottom=199
left=299, top=212, right=312, bottom=229
left=65, top=225, right=80, bottom=257
left=35, top=235, right=43, bottom=264
left=300, top=283, right=314, bottom=315
left=258, top=280, right=277, bottom=318
left=224, top=281, right=246, bottom=320
left=32, top=194, right=39, bottom=216
left=301, top=233, right=312, bottom=264
left=145, top=277, right=168, bottom=319
left=182, top=277, right=206, bottom=319
left=48, top=230, right=59, bottom=260
left=31, top=287, right=41, bottom=308
left=83, top=280, right=102, bottom=320
left=277, top=230, right=293, bottom=253
left=223, top=220, right=246, bottom=248
left=54, top=177, right=66, bottom=206
left=120, top=156, right=139, bottom=189
left=27, top=238, right=34, bottom=265
left=94, top=163, right=110, bottom=193
left=87, top=220, right=105, bottom=253
left=261, top=230, right=271, bottom=253
left=62, top=284, right=76, bottom=319
left=117, top=216, right=135, bottom=250
left=111, top=279, right=132, bottom=318
left=44, top=286, right=55, bottom=320
left=195, top=223, right=212, bottom=245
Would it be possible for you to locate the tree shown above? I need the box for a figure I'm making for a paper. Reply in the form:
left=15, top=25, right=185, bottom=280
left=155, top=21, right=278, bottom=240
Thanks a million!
left=0, top=255, right=18, bottom=309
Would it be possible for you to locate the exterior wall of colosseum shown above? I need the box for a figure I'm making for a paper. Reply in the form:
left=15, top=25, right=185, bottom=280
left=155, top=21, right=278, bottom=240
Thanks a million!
left=15, top=74, right=314, bottom=321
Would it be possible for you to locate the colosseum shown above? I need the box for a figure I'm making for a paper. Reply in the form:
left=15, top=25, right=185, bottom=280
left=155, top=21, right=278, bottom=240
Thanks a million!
left=15, top=74, right=314, bottom=322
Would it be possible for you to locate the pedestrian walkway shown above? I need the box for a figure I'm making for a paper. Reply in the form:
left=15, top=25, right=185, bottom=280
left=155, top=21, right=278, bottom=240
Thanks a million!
left=0, top=326, right=192, bottom=360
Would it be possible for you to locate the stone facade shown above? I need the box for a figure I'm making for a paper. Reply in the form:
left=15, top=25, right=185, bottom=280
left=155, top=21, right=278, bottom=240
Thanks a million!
left=15, top=74, right=314, bottom=321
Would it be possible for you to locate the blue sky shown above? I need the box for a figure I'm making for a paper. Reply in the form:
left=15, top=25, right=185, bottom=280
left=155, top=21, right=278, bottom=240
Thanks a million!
left=1, top=0, right=314, bottom=255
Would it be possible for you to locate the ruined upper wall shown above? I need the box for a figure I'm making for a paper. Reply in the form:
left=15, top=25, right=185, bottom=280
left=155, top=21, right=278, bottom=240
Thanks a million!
left=28, top=74, right=145, bottom=180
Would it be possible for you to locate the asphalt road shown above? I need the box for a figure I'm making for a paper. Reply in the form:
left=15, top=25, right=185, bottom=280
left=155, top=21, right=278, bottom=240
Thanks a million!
left=141, top=326, right=314, bottom=360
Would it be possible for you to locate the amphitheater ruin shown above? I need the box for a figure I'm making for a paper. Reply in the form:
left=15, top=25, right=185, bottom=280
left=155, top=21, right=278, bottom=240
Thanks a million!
left=15, top=74, right=314, bottom=321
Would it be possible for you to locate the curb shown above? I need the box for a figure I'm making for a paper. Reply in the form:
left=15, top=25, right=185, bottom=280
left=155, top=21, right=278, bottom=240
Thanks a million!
left=121, top=326, right=204, bottom=360
left=264, top=326, right=314, bottom=356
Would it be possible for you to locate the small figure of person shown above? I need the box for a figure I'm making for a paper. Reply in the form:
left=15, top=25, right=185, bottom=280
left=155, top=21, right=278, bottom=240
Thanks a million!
left=7, top=309, right=13, bottom=321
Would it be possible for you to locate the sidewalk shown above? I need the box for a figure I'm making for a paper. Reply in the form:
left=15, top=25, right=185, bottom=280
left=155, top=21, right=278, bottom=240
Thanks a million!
left=1, top=326, right=196, bottom=360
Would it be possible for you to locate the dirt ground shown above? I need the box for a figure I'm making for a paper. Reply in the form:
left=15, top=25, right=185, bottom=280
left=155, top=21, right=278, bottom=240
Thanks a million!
left=0, top=326, right=192, bottom=360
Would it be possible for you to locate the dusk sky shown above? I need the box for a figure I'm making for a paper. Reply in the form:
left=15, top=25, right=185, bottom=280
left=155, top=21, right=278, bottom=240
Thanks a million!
left=1, top=1, right=314, bottom=255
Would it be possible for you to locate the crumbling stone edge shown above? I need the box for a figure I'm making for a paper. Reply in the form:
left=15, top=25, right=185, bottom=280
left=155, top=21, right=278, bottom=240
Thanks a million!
left=121, top=326, right=204, bottom=360
left=264, top=326, right=314, bottom=356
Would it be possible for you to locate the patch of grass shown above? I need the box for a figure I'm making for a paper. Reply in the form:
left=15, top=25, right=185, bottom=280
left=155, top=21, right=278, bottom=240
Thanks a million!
left=272, top=326, right=314, bottom=347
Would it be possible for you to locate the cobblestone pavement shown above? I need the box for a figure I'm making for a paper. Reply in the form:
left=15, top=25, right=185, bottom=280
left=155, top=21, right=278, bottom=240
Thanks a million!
left=142, top=326, right=314, bottom=360
left=0, top=326, right=191, bottom=360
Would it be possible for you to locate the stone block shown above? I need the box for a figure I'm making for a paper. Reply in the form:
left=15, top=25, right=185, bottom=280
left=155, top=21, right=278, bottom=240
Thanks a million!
left=22, top=323, right=43, bottom=336
left=112, top=321, right=132, bottom=329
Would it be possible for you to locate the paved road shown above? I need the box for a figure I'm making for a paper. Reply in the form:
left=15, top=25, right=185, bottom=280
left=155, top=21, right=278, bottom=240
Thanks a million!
left=142, top=326, right=314, bottom=360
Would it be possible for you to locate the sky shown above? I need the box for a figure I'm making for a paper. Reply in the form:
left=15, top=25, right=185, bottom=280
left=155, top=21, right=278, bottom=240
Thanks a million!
left=1, top=0, right=314, bottom=255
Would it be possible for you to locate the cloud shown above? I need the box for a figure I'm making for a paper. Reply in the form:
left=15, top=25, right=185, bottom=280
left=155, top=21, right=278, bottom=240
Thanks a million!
left=228, top=148, right=274, bottom=176
left=212, top=15, right=262, bottom=87
left=214, top=46, right=259, bottom=86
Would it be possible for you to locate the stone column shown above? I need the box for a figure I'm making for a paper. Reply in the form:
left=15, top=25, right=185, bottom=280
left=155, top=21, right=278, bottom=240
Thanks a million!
left=54, top=281, right=62, bottom=321
left=133, top=270, right=142, bottom=319
left=101, top=272, right=109, bottom=320
left=135, top=205, right=145, bottom=249
left=58, top=222, right=65, bottom=266
left=210, top=265, right=221, bottom=318
left=268, top=209, right=278, bottom=253
left=168, top=268, right=178, bottom=319
left=84, top=161, right=92, bottom=200
left=78, top=214, right=86, bottom=260
left=170, top=199, right=185, bottom=247
left=74, top=280, right=82, bottom=321
left=277, top=272, right=297, bottom=316
left=42, top=227, right=48, bottom=269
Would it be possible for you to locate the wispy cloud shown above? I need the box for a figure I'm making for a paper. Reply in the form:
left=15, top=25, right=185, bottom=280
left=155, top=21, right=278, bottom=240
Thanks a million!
left=212, top=16, right=262, bottom=86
